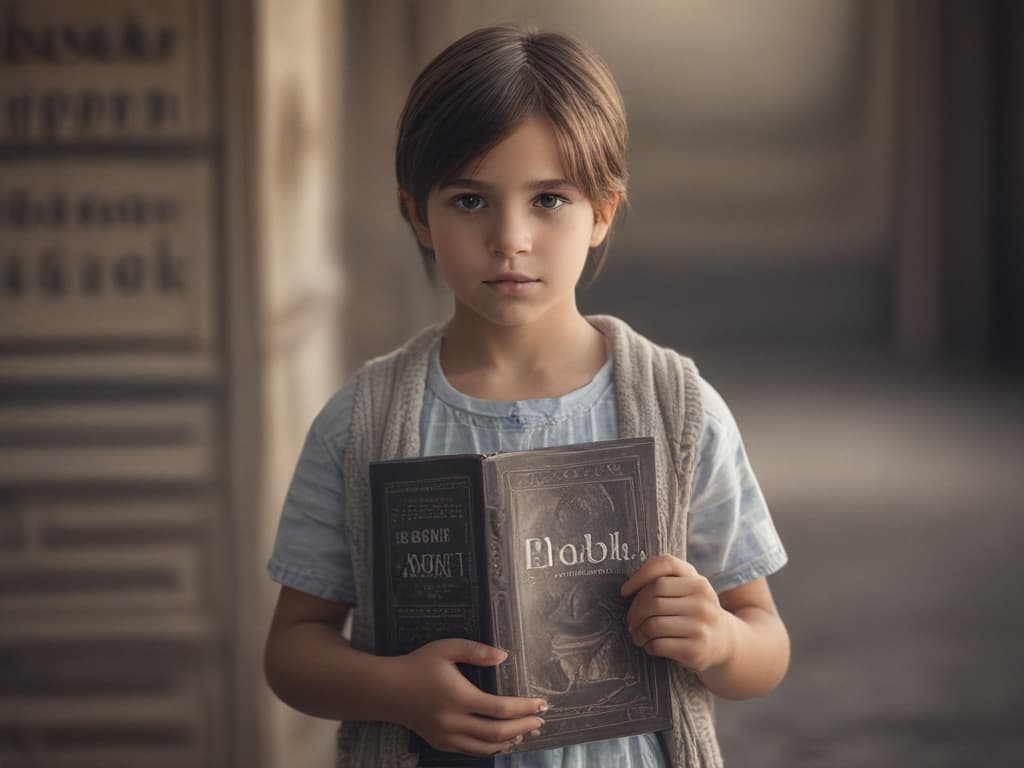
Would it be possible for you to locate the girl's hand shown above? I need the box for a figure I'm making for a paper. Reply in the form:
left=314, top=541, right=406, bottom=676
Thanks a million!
left=620, top=554, right=736, bottom=674
left=391, top=638, right=547, bottom=756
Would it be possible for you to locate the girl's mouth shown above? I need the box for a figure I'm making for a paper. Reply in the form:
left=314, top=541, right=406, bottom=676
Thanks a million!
left=484, top=274, right=541, bottom=294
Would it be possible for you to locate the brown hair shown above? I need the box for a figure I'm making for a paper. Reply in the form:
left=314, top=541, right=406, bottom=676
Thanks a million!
left=395, top=25, right=628, bottom=283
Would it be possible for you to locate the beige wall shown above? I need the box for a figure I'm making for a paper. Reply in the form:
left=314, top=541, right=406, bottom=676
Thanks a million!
left=251, top=0, right=345, bottom=766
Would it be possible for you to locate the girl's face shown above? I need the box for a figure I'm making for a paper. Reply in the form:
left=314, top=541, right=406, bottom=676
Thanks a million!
left=405, top=114, right=617, bottom=331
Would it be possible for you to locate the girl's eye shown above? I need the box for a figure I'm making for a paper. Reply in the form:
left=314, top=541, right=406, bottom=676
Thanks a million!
left=453, top=194, right=485, bottom=211
left=535, top=194, right=566, bottom=210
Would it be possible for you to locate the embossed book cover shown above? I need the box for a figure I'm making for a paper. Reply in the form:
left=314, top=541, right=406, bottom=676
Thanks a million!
left=370, top=437, right=671, bottom=764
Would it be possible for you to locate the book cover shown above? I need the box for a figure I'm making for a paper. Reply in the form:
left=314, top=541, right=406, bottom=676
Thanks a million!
left=371, top=437, right=671, bottom=763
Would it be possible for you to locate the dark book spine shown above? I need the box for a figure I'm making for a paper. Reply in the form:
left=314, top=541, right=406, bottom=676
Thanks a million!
left=371, top=456, right=489, bottom=658
left=370, top=455, right=496, bottom=768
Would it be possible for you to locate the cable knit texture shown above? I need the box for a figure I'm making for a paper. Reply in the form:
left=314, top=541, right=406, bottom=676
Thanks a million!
left=337, top=315, right=722, bottom=768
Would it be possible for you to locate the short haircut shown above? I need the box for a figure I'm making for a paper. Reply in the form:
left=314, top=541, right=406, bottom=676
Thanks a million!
left=395, top=25, right=628, bottom=281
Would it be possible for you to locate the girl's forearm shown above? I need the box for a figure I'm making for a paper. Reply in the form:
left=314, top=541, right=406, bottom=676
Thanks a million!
left=697, top=605, right=790, bottom=700
left=265, top=619, right=404, bottom=722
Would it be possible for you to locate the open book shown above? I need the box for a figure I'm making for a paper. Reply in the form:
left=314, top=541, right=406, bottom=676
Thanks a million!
left=370, top=436, right=671, bottom=764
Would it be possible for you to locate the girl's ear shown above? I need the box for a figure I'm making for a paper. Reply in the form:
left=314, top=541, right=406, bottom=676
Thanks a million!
left=398, top=189, right=434, bottom=249
left=589, top=193, right=622, bottom=248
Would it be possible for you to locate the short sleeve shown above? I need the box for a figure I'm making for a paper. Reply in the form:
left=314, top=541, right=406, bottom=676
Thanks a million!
left=687, top=378, right=788, bottom=593
left=266, top=382, right=358, bottom=605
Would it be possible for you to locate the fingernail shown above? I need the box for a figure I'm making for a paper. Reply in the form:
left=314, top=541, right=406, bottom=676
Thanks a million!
left=537, top=699, right=550, bottom=713
left=530, top=729, right=542, bottom=737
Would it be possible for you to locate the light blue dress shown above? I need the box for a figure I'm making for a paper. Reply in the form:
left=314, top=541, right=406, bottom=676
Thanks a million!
left=269, top=342, right=788, bottom=767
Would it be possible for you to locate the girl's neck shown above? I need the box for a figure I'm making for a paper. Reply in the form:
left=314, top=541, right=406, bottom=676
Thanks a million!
left=440, top=303, right=607, bottom=401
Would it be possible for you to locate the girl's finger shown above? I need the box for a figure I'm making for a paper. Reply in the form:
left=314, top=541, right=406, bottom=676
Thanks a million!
left=620, top=555, right=694, bottom=597
left=470, top=690, right=548, bottom=720
left=457, top=713, right=544, bottom=743
left=640, top=636, right=695, bottom=663
left=630, top=615, right=698, bottom=647
left=626, top=595, right=695, bottom=630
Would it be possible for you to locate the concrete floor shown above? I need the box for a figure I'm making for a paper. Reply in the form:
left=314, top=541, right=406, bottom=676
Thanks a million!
left=705, top=352, right=1024, bottom=766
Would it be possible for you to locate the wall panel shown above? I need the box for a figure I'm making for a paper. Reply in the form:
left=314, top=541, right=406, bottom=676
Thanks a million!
left=0, top=1, right=230, bottom=766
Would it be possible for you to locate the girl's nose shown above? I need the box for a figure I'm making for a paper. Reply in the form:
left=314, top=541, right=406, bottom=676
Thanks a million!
left=489, top=207, right=532, bottom=257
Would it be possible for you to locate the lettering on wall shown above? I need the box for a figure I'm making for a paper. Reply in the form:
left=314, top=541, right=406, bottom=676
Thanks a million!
left=0, top=0, right=211, bottom=143
left=0, top=161, right=213, bottom=342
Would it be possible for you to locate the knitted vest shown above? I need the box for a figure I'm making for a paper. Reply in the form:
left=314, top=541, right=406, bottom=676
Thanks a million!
left=337, top=315, right=723, bottom=768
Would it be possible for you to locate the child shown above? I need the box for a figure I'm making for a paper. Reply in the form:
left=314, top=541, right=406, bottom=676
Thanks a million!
left=264, top=25, right=789, bottom=768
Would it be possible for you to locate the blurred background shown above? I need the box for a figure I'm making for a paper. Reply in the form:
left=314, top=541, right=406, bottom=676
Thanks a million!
left=1, top=0, right=1022, bottom=766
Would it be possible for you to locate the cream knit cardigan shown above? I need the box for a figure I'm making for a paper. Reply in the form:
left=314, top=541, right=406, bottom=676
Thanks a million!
left=337, top=315, right=723, bottom=767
